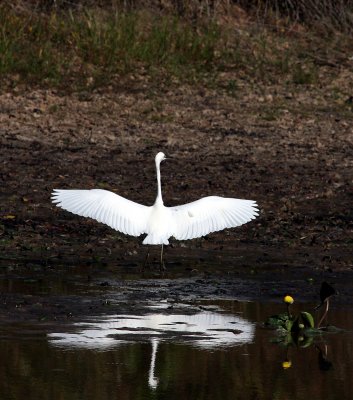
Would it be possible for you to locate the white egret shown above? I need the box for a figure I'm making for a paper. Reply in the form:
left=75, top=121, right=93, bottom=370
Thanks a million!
left=51, top=152, right=259, bottom=268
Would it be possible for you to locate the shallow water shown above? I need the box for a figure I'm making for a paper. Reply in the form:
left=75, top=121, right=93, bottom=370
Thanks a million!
left=1, top=300, right=353, bottom=400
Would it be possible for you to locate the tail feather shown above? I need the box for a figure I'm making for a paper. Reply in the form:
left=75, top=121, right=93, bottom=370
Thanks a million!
left=143, top=234, right=169, bottom=245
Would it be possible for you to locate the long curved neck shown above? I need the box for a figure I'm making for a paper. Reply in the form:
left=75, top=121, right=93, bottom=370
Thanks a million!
left=155, top=161, right=163, bottom=205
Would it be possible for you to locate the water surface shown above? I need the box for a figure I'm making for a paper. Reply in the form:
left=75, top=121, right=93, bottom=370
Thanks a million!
left=0, top=300, right=352, bottom=400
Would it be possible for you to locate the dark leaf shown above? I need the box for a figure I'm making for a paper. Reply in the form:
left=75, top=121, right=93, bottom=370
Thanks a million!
left=319, top=281, right=336, bottom=304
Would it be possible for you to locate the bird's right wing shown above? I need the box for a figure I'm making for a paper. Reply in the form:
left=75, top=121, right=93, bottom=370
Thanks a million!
left=170, top=196, right=259, bottom=240
left=51, top=189, right=150, bottom=237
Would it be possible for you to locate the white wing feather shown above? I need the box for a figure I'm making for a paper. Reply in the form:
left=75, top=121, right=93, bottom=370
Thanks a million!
left=171, top=196, right=259, bottom=240
left=51, top=189, right=150, bottom=237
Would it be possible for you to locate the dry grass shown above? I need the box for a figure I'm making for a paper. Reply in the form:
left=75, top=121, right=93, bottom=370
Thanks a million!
left=0, top=0, right=352, bottom=90
left=0, top=4, right=225, bottom=88
left=237, top=0, right=353, bottom=33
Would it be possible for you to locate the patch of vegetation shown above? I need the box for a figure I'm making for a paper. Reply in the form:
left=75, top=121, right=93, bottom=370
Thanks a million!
left=0, top=4, right=224, bottom=89
left=291, top=63, right=318, bottom=85
left=238, top=0, right=353, bottom=34
left=0, top=1, right=352, bottom=90
left=265, top=283, right=339, bottom=343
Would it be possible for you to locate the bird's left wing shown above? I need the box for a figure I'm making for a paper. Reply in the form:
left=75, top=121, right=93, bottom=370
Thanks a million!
left=51, top=189, right=150, bottom=236
left=170, top=196, right=259, bottom=240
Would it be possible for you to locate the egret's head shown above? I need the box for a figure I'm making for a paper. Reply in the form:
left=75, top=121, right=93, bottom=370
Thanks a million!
left=155, top=152, right=167, bottom=164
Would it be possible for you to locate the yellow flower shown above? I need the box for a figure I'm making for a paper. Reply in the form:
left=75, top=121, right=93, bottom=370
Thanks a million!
left=282, top=360, right=292, bottom=369
left=284, top=295, right=294, bottom=304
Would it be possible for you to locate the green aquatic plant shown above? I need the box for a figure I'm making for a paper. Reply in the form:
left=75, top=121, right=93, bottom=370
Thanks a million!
left=267, top=284, right=339, bottom=371
left=265, top=295, right=315, bottom=334
left=265, top=282, right=340, bottom=347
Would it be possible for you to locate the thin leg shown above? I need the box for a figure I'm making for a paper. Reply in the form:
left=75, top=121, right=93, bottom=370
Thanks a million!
left=160, top=244, right=166, bottom=271
left=142, top=249, right=150, bottom=271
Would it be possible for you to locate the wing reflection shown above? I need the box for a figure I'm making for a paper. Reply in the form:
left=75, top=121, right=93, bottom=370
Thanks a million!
left=48, top=310, right=255, bottom=349
left=48, top=310, right=254, bottom=391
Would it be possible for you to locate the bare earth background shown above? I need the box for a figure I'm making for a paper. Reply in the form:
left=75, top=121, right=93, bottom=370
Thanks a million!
left=0, top=67, right=352, bottom=320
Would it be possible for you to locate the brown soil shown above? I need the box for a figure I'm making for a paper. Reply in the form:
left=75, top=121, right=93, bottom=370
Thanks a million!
left=0, top=74, right=352, bottom=319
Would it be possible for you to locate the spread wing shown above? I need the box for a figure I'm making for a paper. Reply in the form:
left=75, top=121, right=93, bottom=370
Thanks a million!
left=171, top=196, right=259, bottom=240
left=51, top=189, right=150, bottom=236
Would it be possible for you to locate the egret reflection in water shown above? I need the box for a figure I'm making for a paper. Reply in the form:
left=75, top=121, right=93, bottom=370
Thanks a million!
left=148, top=338, right=159, bottom=390
left=48, top=310, right=255, bottom=349
left=48, top=310, right=255, bottom=390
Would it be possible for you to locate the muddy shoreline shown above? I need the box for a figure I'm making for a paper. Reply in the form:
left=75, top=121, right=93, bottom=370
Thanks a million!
left=0, top=259, right=352, bottom=325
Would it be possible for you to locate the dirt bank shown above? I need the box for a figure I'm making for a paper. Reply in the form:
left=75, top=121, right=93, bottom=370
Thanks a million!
left=0, top=77, right=352, bottom=317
